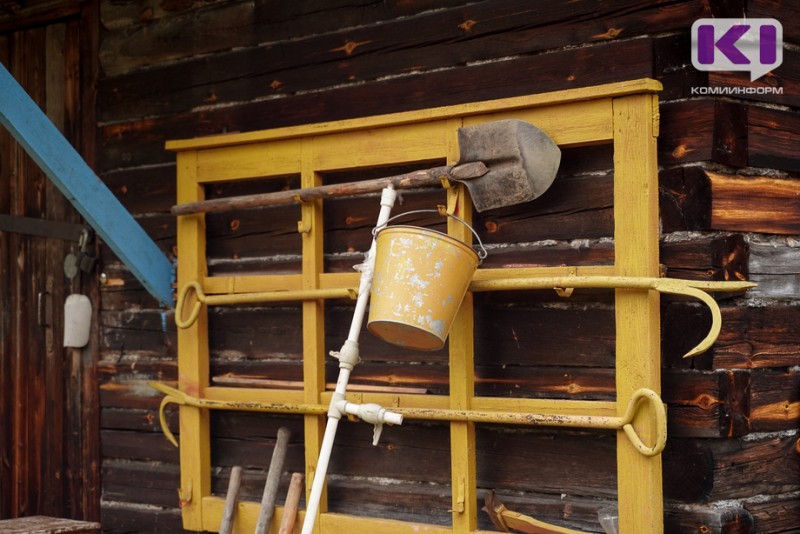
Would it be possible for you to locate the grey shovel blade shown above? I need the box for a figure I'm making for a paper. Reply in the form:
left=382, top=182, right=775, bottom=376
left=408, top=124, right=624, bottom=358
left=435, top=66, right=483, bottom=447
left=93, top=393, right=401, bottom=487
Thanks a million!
left=456, top=119, right=561, bottom=212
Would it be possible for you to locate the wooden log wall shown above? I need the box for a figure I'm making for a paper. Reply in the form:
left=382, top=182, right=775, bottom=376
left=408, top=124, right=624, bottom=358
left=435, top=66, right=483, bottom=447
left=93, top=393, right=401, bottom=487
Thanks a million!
left=5, top=0, right=794, bottom=532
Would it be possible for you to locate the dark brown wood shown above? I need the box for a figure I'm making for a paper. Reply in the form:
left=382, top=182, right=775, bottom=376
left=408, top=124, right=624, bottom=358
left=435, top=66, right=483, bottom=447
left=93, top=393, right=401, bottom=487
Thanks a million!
left=98, top=0, right=712, bottom=122
left=746, top=493, right=800, bottom=534
left=99, top=505, right=185, bottom=534
left=96, top=37, right=654, bottom=172
left=748, top=105, right=800, bottom=172
left=659, top=166, right=711, bottom=232
left=658, top=100, right=748, bottom=167
left=712, top=305, right=800, bottom=370
left=663, top=370, right=751, bottom=438
left=750, top=370, right=800, bottom=433
left=99, top=0, right=472, bottom=78
left=709, top=170, right=800, bottom=235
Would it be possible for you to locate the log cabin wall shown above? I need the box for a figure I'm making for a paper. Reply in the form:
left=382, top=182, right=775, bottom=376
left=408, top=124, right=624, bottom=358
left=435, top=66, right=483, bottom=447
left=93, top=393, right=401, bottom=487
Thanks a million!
left=1, top=0, right=798, bottom=533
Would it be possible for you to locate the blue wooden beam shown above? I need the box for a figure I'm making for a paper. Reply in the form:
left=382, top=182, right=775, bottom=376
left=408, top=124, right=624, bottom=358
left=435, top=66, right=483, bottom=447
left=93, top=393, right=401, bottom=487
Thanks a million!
left=0, top=62, right=174, bottom=307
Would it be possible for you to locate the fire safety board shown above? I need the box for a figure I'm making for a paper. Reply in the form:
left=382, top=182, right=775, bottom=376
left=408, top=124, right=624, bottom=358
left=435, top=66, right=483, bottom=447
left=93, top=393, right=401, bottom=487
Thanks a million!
left=153, top=78, right=752, bottom=534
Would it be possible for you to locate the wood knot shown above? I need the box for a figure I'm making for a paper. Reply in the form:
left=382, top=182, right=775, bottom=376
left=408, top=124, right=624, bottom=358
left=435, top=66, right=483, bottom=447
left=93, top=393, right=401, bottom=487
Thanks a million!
left=332, top=40, right=371, bottom=56
left=672, top=144, right=692, bottom=159
left=270, top=80, right=283, bottom=91
left=484, top=220, right=498, bottom=233
left=459, top=19, right=477, bottom=31
left=230, top=219, right=240, bottom=231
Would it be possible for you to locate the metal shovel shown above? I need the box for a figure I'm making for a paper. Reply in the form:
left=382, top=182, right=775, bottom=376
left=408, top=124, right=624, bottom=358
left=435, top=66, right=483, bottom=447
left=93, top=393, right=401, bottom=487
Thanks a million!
left=170, top=119, right=561, bottom=216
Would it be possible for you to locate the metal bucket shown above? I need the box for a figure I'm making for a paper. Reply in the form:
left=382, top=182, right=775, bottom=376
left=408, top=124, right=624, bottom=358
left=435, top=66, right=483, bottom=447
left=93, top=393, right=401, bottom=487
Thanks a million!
left=367, top=210, right=486, bottom=351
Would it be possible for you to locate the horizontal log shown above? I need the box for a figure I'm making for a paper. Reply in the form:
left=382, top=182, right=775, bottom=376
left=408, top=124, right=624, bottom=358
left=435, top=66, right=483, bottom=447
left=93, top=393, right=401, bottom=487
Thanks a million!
left=658, top=100, right=748, bottom=167
left=709, top=170, right=800, bottom=235
left=101, top=429, right=179, bottom=463
left=745, top=492, right=800, bottom=533
left=748, top=101, right=800, bottom=172
left=663, top=370, right=751, bottom=438
left=747, top=240, right=800, bottom=301
left=99, top=504, right=185, bottom=534
left=713, top=305, right=800, bottom=369
left=664, top=504, right=753, bottom=534
left=750, top=370, right=800, bottom=433
left=100, top=164, right=177, bottom=215
left=99, top=0, right=706, bottom=120
left=705, top=432, right=800, bottom=501
left=99, top=0, right=470, bottom=77
left=102, top=459, right=181, bottom=508
left=97, top=37, right=654, bottom=172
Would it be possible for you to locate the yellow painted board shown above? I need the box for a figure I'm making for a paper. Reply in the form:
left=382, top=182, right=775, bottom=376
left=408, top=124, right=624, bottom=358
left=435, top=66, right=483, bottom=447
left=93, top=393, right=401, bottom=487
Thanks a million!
left=175, top=150, right=212, bottom=530
left=166, top=79, right=661, bottom=152
left=319, top=512, right=451, bottom=534
left=202, top=496, right=298, bottom=534
left=300, top=149, right=329, bottom=527
left=311, top=121, right=449, bottom=171
left=446, top=164, right=478, bottom=532
left=204, top=274, right=304, bottom=295
left=613, top=93, right=663, bottom=533
left=461, top=99, right=614, bottom=147
left=205, top=386, right=308, bottom=407
left=194, top=138, right=302, bottom=183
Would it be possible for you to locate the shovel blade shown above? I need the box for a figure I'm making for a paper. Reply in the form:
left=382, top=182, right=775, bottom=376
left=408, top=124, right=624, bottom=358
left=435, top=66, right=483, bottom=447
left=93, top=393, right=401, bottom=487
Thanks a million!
left=457, top=119, right=561, bottom=212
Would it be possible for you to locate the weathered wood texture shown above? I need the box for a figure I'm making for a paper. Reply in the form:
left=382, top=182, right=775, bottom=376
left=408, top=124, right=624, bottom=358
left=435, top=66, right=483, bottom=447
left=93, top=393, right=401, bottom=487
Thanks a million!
left=1, top=0, right=798, bottom=531
left=0, top=13, right=101, bottom=525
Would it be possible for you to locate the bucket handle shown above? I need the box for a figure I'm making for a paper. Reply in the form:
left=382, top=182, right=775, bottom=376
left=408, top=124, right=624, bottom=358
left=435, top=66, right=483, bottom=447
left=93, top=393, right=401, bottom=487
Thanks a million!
left=372, top=208, right=488, bottom=261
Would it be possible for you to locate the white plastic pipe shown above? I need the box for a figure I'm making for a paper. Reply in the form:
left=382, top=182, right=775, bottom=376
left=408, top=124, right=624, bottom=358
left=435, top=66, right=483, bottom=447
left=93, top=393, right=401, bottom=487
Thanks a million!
left=301, top=187, right=398, bottom=534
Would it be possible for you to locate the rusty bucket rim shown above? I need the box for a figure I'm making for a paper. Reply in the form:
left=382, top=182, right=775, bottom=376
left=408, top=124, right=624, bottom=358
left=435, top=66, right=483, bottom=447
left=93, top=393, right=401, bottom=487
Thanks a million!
left=372, top=208, right=487, bottom=262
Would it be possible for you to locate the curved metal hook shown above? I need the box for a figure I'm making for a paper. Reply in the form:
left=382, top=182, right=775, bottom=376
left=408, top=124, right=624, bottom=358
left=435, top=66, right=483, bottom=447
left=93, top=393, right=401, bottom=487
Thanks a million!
left=654, top=280, right=722, bottom=358
left=158, top=394, right=183, bottom=448
left=175, top=281, right=204, bottom=329
left=619, top=388, right=667, bottom=457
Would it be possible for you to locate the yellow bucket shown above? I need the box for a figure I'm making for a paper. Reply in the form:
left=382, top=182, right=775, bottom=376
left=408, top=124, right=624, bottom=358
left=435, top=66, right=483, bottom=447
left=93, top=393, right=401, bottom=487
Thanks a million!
left=367, top=211, right=486, bottom=351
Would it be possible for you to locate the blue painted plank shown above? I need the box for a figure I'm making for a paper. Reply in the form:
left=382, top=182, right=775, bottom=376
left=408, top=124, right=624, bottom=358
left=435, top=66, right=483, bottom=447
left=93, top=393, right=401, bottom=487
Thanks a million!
left=0, top=62, right=174, bottom=307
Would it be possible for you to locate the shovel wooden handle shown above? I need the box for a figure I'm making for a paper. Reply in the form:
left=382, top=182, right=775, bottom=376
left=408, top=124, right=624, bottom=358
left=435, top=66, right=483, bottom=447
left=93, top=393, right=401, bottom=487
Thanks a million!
left=219, top=466, right=243, bottom=534
left=170, top=162, right=487, bottom=216
left=255, top=427, right=292, bottom=534
left=279, top=473, right=304, bottom=534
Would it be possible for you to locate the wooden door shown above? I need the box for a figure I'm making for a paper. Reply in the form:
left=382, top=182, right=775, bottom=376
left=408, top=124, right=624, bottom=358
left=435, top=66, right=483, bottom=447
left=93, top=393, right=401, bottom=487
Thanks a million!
left=0, top=13, right=99, bottom=523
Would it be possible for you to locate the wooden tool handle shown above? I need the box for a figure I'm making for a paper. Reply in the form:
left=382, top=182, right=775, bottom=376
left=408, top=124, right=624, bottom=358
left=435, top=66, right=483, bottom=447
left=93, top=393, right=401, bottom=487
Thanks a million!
left=170, top=162, right=487, bottom=216
left=278, top=473, right=304, bottom=534
left=219, top=466, right=243, bottom=534
left=255, top=426, right=292, bottom=534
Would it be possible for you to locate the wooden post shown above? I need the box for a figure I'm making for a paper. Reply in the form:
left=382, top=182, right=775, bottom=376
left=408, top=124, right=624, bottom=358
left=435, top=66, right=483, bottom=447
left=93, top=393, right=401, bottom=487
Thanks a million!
left=176, top=150, right=211, bottom=530
left=613, top=93, right=663, bottom=533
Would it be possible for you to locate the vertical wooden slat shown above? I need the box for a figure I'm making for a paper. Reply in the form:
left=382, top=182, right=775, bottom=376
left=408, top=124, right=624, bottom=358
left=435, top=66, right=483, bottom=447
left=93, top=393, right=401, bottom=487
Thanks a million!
left=77, top=0, right=102, bottom=521
left=301, top=138, right=327, bottom=526
left=613, top=93, right=663, bottom=533
left=446, top=119, right=478, bottom=533
left=176, top=150, right=211, bottom=530
left=0, top=31, right=12, bottom=520
left=43, top=22, right=67, bottom=517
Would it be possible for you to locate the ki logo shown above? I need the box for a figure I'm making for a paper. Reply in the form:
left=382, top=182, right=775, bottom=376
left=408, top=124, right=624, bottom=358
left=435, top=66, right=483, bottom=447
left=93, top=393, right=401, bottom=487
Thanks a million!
left=691, top=18, right=783, bottom=81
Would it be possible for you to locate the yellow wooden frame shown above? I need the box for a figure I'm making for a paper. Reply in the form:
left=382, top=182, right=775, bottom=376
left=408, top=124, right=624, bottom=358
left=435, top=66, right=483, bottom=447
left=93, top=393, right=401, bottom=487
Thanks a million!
left=166, top=79, right=666, bottom=533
